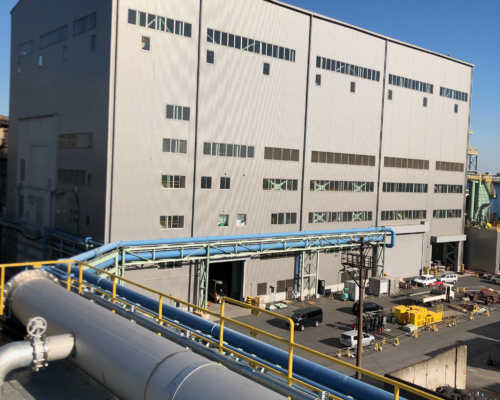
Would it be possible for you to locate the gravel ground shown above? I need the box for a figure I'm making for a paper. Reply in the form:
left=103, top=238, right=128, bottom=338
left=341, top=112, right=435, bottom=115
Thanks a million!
left=437, top=385, right=498, bottom=400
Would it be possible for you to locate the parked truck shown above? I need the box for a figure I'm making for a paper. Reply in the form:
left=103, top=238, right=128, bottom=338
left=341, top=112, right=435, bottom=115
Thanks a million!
left=408, top=285, right=455, bottom=306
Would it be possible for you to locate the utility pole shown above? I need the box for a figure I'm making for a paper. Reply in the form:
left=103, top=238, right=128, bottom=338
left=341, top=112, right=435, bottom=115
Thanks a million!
left=341, top=237, right=374, bottom=381
left=356, top=238, right=365, bottom=380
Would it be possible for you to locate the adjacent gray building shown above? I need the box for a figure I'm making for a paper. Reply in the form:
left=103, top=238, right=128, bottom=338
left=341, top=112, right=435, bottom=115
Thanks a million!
left=7, top=0, right=472, bottom=303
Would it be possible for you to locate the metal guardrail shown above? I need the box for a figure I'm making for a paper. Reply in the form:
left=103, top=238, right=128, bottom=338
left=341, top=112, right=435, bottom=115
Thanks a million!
left=0, top=260, right=445, bottom=400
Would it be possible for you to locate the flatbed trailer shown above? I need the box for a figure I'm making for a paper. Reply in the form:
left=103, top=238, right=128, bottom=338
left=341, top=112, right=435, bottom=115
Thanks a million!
left=409, top=285, right=455, bottom=306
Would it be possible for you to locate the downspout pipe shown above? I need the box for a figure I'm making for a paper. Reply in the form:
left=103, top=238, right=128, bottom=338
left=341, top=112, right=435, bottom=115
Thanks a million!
left=73, top=269, right=403, bottom=400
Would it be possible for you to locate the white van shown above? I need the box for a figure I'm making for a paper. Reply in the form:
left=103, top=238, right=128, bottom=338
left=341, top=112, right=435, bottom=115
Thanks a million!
left=413, top=275, right=437, bottom=287
left=438, top=273, right=458, bottom=284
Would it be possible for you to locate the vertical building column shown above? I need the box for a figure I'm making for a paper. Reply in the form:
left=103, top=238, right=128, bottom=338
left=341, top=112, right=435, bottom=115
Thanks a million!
left=298, top=14, right=313, bottom=231
left=375, top=40, right=389, bottom=227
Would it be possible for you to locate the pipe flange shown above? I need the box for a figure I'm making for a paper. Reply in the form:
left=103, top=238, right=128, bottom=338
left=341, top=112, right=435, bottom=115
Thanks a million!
left=3, top=270, right=59, bottom=318
left=30, top=335, right=49, bottom=371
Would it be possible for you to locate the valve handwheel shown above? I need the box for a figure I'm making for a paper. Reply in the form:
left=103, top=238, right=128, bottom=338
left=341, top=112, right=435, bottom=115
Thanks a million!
left=27, top=317, right=47, bottom=338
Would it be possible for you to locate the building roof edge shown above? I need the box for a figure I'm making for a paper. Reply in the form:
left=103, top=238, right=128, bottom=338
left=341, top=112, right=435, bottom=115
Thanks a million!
left=266, top=0, right=475, bottom=67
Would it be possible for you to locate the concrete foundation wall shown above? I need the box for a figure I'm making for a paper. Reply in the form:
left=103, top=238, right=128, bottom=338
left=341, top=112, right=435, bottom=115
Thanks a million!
left=388, top=346, right=467, bottom=393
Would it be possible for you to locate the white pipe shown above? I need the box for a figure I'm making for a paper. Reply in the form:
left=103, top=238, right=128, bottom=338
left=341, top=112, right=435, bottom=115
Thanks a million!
left=0, top=334, right=74, bottom=392
left=6, top=270, right=285, bottom=400
left=0, top=341, right=33, bottom=387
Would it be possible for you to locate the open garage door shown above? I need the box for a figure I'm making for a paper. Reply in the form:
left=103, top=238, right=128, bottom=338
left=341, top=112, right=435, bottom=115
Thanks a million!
left=208, top=260, right=244, bottom=303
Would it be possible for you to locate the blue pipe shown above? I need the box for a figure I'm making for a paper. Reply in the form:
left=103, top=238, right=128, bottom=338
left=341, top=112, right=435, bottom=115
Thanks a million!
left=57, top=268, right=402, bottom=400
left=69, top=228, right=395, bottom=273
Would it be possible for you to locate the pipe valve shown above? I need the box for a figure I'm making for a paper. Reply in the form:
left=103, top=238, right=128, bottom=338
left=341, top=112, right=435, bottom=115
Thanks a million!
left=26, top=317, right=49, bottom=372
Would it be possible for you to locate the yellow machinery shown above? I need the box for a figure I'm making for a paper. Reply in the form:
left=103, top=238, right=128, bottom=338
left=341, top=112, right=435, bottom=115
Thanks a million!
left=394, top=305, right=443, bottom=327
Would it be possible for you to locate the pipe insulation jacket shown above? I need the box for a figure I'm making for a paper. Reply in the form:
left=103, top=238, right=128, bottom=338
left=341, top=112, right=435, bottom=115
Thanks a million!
left=68, top=227, right=396, bottom=271
left=7, top=271, right=285, bottom=400
left=72, top=269, right=403, bottom=400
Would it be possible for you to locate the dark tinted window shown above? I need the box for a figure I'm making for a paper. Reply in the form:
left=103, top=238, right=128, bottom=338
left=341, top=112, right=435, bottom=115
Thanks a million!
left=166, top=19, right=174, bottom=33
left=263, top=63, right=270, bottom=76
left=184, top=23, right=192, bottom=38
left=228, top=34, right=234, bottom=47
left=128, top=9, right=136, bottom=24
left=235, top=36, right=241, bottom=49
left=221, top=32, right=227, bottom=45
left=207, top=50, right=214, bottom=64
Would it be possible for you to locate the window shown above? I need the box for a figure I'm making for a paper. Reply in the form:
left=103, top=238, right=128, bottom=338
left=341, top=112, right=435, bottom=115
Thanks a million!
left=62, top=45, right=68, bottom=60
left=433, top=209, right=462, bottom=219
left=163, top=138, right=187, bottom=154
left=312, top=151, right=375, bottom=167
left=317, top=55, right=380, bottom=82
left=271, top=213, right=297, bottom=225
left=158, top=261, right=182, bottom=269
left=315, top=74, right=321, bottom=86
left=166, top=19, right=174, bottom=33
left=263, top=63, right=270, bottom=76
left=350, top=82, right=356, bottom=93
left=141, top=36, right=150, bottom=51
left=434, top=184, right=463, bottom=194
left=423, top=97, right=427, bottom=107
left=161, top=175, right=186, bottom=189
left=20, top=160, right=25, bottom=181
left=388, top=90, right=392, bottom=100
left=264, top=147, right=299, bottom=162
left=310, top=180, right=374, bottom=192
left=128, top=9, right=137, bottom=25
left=18, top=41, right=33, bottom=57
left=58, top=169, right=86, bottom=186
left=160, top=215, right=184, bottom=229
left=207, top=50, right=214, bottom=64
left=263, top=179, right=298, bottom=191
left=184, top=23, right=192, bottom=38
left=256, top=283, right=267, bottom=296
left=147, top=14, right=156, bottom=29
left=388, top=74, right=433, bottom=94
left=138, top=12, right=146, bottom=27
left=201, top=176, right=212, bottom=189
left=175, top=21, right=183, bottom=35
left=308, top=211, right=372, bottom=223
left=39, top=25, right=68, bottom=49
left=236, top=214, right=246, bottom=226
left=90, top=35, right=96, bottom=52
left=203, top=142, right=254, bottom=158
left=166, top=104, right=190, bottom=121
left=382, top=182, right=428, bottom=193
left=381, top=210, right=427, bottom=221
left=384, top=157, right=429, bottom=170
left=38, top=55, right=43, bottom=67
left=17, top=62, right=21, bottom=76
left=73, top=12, right=97, bottom=36
left=59, top=133, right=93, bottom=149
left=454, top=104, right=458, bottom=113
left=435, top=161, right=464, bottom=172
left=218, top=214, right=228, bottom=227
left=207, top=28, right=295, bottom=62
left=440, top=86, right=468, bottom=102
left=220, top=177, right=230, bottom=190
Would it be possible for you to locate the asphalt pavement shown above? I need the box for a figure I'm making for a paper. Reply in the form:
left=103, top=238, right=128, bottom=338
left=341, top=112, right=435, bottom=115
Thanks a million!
left=224, top=275, right=500, bottom=397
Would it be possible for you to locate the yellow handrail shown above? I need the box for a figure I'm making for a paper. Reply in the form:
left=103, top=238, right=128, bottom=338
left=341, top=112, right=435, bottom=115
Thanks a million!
left=0, top=259, right=445, bottom=400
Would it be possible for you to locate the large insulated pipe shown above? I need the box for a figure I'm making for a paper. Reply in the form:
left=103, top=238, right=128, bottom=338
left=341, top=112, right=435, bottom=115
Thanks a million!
left=75, top=270, right=401, bottom=400
left=68, top=227, right=396, bottom=269
left=5, top=270, right=286, bottom=400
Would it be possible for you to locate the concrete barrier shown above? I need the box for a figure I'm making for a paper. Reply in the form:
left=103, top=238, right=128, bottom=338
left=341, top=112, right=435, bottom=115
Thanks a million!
left=384, top=346, right=467, bottom=399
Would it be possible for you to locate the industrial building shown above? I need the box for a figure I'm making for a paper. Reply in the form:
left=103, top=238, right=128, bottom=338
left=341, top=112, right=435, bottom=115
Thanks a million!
left=7, top=0, right=472, bottom=304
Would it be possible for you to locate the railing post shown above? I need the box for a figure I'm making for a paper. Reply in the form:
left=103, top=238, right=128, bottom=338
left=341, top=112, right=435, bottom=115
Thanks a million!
left=394, top=385, right=400, bottom=400
left=219, top=297, right=225, bottom=354
left=158, top=295, right=163, bottom=336
left=288, top=320, right=294, bottom=386
left=112, top=276, right=117, bottom=313
left=66, top=262, right=71, bottom=291
left=78, top=264, right=83, bottom=295
left=0, top=266, right=4, bottom=315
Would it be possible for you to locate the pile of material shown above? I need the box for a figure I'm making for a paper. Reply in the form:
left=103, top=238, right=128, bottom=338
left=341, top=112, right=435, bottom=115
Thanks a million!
left=436, top=385, right=494, bottom=400
left=466, top=288, right=499, bottom=305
